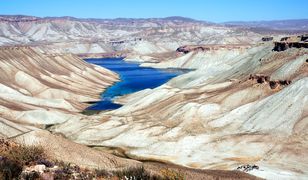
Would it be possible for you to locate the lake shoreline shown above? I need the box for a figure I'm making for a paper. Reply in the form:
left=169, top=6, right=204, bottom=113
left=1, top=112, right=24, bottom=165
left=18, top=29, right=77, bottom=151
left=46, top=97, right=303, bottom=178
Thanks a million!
left=84, top=57, right=188, bottom=111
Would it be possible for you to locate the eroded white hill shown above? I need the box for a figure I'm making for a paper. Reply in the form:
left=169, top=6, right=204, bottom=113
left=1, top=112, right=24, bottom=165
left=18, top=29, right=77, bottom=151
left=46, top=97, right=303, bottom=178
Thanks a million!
left=52, top=45, right=308, bottom=179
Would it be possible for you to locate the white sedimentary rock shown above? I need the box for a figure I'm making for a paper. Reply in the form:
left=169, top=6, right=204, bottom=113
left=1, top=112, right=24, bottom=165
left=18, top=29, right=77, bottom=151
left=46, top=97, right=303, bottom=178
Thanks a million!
left=52, top=46, right=308, bottom=179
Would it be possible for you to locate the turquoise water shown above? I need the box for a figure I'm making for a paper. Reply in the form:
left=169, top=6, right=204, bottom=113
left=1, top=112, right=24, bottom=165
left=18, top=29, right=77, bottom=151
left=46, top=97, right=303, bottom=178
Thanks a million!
left=85, top=58, right=187, bottom=110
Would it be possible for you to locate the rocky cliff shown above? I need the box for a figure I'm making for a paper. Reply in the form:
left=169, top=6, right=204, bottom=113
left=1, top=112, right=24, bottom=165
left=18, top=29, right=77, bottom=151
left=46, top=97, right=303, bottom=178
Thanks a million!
left=273, top=34, right=308, bottom=51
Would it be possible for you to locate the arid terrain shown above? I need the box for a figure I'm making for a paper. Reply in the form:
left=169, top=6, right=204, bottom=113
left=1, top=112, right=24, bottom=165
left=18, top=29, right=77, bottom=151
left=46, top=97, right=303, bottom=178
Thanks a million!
left=0, top=15, right=307, bottom=179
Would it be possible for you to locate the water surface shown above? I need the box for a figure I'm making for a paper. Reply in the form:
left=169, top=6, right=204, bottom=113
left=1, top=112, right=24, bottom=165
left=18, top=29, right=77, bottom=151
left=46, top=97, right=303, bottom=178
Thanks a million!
left=85, top=58, right=186, bottom=110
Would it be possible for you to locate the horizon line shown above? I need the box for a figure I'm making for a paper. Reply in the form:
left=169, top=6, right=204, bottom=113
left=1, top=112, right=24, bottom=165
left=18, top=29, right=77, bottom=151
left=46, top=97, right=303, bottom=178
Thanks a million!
left=1, top=14, right=308, bottom=23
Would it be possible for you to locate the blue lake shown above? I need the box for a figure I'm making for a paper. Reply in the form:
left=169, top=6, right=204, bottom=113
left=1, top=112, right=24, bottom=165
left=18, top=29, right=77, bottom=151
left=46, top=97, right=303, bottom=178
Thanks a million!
left=85, top=58, right=187, bottom=111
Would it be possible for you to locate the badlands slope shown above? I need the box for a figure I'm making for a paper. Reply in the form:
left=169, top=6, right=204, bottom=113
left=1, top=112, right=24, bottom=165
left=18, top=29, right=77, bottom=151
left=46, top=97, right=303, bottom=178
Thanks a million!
left=0, top=46, right=118, bottom=127
left=0, top=45, right=261, bottom=179
left=52, top=42, right=308, bottom=179
left=0, top=15, right=307, bottom=179
left=0, top=46, right=144, bottom=170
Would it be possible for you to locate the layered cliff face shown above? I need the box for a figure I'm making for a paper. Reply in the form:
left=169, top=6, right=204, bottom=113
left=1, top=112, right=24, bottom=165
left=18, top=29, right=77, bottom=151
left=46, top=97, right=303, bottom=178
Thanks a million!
left=140, top=44, right=251, bottom=69
left=52, top=44, right=308, bottom=179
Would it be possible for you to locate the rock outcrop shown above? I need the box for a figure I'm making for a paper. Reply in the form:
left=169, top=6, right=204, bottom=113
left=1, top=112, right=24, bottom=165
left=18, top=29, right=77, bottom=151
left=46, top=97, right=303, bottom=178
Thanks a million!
left=176, top=44, right=251, bottom=54
left=261, top=37, right=273, bottom=41
left=273, top=34, right=308, bottom=51
left=273, top=41, right=308, bottom=51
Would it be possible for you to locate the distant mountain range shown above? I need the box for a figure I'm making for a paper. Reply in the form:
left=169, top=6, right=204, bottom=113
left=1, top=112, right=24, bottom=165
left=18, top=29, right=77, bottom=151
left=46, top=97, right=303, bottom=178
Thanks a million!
left=0, top=15, right=307, bottom=54
left=224, top=19, right=308, bottom=32
left=1, top=15, right=307, bottom=30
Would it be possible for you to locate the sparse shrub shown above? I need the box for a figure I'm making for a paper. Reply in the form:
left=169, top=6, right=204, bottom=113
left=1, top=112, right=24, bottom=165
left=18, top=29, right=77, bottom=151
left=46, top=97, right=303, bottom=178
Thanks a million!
left=20, top=170, right=40, bottom=180
left=53, top=161, right=74, bottom=180
left=75, top=171, right=95, bottom=180
left=54, top=168, right=73, bottom=180
left=95, top=168, right=112, bottom=178
left=0, top=139, right=46, bottom=179
left=114, top=166, right=150, bottom=179
left=36, top=158, right=54, bottom=167
left=113, top=166, right=162, bottom=180
left=53, top=161, right=96, bottom=180
left=0, top=139, right=48, bottom=179
left=160, top=168, right=184, bottom=180
left=0, top=156, right=23, bottom=179
left=0, top=139, right=186, bottom=180
left=6, top=144, right=46, bottom=166
left=95, top=166, right=185, bottom=180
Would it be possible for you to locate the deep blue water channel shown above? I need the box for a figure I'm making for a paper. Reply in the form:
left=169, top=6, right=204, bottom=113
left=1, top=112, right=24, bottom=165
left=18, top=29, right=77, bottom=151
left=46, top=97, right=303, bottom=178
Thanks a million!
left=85, top=58, right=187, bottom=110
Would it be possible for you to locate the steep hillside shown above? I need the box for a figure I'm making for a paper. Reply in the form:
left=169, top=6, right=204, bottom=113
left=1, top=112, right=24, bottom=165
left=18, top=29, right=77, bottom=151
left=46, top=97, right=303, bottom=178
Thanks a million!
left=0, top=46, right=263, bottom=180
left=0, top=46, right=118, bottom=129
left=0, top=46, right=154, bottom=172
left=52, top=43, right=308, bottom=179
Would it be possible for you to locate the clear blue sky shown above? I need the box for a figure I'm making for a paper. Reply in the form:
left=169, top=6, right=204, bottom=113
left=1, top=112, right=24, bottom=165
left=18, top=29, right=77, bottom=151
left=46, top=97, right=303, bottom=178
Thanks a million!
left=1, top=0, right=307, bottom=22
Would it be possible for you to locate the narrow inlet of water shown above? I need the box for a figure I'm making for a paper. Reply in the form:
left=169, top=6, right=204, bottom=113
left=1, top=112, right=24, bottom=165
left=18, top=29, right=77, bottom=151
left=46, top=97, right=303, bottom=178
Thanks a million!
left=85, top=58, right=188, bottom=111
